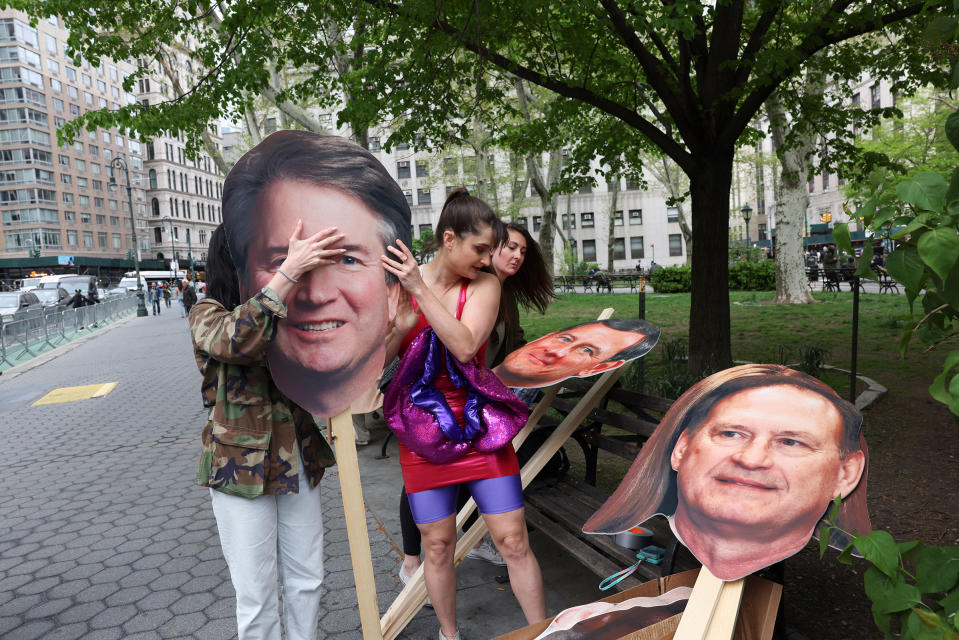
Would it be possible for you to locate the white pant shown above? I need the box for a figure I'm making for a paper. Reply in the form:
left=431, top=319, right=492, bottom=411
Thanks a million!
left=210, top=464, right=324, bottom=640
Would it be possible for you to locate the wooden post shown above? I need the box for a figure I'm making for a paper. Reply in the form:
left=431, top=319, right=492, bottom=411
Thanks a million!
left=329, top=409, right=383, bottom=640
left=672, top=567, right=745, bottom=640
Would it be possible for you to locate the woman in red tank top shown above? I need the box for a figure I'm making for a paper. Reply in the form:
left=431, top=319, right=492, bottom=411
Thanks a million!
left=382, top=189, right=546, bottom=640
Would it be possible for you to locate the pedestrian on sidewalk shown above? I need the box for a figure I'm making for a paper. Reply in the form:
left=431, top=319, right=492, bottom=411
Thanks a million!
left=162, top=283, right=172, bottom=308
left=181, top=279, right=197, bottom=316
left=151, top=283, right=162, bottom=315
left=190, top=223, right=340, bottom=640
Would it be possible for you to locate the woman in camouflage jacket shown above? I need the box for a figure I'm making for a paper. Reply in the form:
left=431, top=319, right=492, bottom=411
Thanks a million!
left=189, top=222, right=340, bottom=640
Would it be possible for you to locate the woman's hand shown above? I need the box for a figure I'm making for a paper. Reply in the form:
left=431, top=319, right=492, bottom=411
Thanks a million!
left=278, top=220, right=345, bottom=281
left=380, top=239, right=426, bottom=296
left=392, top=288, right=420, bottom=336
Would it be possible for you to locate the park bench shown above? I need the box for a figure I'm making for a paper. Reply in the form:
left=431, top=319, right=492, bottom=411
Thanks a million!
left=518, top=377, right=700, bottom=589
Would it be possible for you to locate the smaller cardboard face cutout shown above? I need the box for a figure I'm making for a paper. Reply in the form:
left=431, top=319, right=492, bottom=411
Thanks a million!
left=583, top=364, right=869, bottom=581
left=532, top=587, right=692, bottom=640
left=493, top=319, right=661, bottom=388
left=223, top=131, right=411, bottom=417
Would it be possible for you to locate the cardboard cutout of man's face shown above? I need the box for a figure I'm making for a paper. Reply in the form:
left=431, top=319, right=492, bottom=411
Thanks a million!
left=493, top=319, right=660, bottom=388
left=238, top=180, right=398, bottom=417
left=583, top=366, right=868, bottom=582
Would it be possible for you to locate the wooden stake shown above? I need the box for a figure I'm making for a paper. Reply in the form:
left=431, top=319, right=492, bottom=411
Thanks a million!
left=329, top=409, right=383, bottom=640
left=672, top=567, right=744, bottom=640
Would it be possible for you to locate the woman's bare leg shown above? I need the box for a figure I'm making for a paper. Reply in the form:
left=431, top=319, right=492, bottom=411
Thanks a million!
left=483, top=508, right=546, bottom=624
left=418, top=515, right=459, bottom=637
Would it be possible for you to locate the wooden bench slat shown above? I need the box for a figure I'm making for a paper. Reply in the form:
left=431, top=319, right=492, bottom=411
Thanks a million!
left=525, top=503, right=645, bottom=591
left=548, top=398, right=660, bottom=437
left=593, top=434, right=641, bottom=460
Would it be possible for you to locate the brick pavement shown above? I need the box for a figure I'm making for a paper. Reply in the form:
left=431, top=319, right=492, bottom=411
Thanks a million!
left=0, top=307, right=606, bottom=639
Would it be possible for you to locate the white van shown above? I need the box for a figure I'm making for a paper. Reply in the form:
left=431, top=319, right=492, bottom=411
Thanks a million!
left=117, top=275, right=147, bottom=291
left=18, top=276, right=42, bottom=291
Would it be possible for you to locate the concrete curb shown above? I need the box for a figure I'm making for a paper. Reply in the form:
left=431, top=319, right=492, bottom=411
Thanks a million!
left=0, top=313, right=139, bottom=382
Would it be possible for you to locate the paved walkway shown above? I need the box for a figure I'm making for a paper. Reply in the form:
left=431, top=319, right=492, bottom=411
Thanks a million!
left=0, top=308, right=599, bottom=639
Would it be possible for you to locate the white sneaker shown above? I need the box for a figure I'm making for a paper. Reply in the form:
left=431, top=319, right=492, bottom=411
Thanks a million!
left=438, top=628, right=462, bottom=640
left=397, top=565, right=432, bottom=608
left=466, top=539, right=506, bottom=566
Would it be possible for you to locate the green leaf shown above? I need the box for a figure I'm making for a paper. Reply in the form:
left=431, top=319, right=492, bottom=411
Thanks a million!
left=893, top=215, right=932, bottom=239
left=875, top=582, right=923, bottom=614
left=856, top=530, right=901, bottom=579
left=946, top=168, right=959, bottom=207
left=886, top=246, right=925, bottom=294
left=858, top=196, right=878, bottom=226
left=948, top=111, right=959, bottom=153
left=914, top=607, right=946, bottom=629
left=930, top=370, right=952, bottom=405
left=856, top=244, right=876, bottom=278
left=940, top=586, right=959, bottom=615
left=918, top=547, right=959, bottom=593
left=818, top=524, right=830, bottom=559
left=918, top=228, right=959, bottom=282
left=834, top=223, right=853, bottom=255
left=838, top=543, right=855, bottom=565
left=897, top=173, right=949, bottom=212
left=924, top=15, right=958, bottom=45
left=900, top=327, right=914, bottom=357
left=872, top=206, right=898, bottom=230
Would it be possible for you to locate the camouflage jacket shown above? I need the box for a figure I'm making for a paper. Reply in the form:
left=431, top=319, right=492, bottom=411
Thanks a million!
left=189, top=288, right=335, bottom=498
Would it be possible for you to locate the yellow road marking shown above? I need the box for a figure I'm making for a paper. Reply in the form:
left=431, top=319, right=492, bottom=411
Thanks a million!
left=32, top=383, right=119, bottom=406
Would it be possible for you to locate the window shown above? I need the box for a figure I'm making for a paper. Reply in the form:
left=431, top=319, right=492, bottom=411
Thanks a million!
left=52, top=97, right=63, bottom=112
left=76, top=177, right=87, bottom=188
left=68, top=103, right=80, bottom=116
left=667, top=207, right=679, bottom=223
left=46, top=58, right=59, bottom=74
left=67, top=84, right=78, bottom=99
left=64, top=210, right=75, bottom=222
left=444, top=157, right=457, bottom=176
left=561, top=213, right=576, bottom=229
left=626, top=176, right=642, bottom=190
left=403, top=189, right=412, bottom=205
left=418, top=223, right=433, bottom=237
left=582, top=239, right=597, bottom=261
left=368, top=137, right=380, bottom=152
left=396, top=161, right=410, bottom=179
left=416, top=188, right=431, bottom=205
left=92, top=180, right=101, bottom=191
left=96, top=214, right=105, bottom=225
left=578, top=183, right=592, bottom=194
left=808, top=177, right=815, bottom=193
left=669, top=234, right=683, bottom=257
left=97, top=80, right=106, bottom=94
left=80, top=212, right=90, bottom=223
left=515, top=217, right=528, bottom=228
left=109, top=65, right=118, bottom=82
left=629, top=209, right=643, bottom=224
left=45, top=34, right=56, bottom=54
left=581, top=212, right=594, bottom=228
left=98, top=231, right=107, bottom=248
left=62, top=192, right=74, bottom=204
left=415, top=160, right=428, bottom=177
left=49, top=78, right=61, bottom=92
left=110, top=216, right=119, bottom=226
left=613, top=238, right=626, bottom=260
left=79, top=195, right=90, bottom=207
left=89, top=145, right=98, bottom=157
left=822, top=171, right=830, bottom=191
left=533, top=216, right=542, bottom=232
left=613, top=210, right=624, bottom=226
left=82, top=231, right=93, bottom=247
left=870, top=84, right=881, bottom=109
left=112, top=233, right=121, bottom=249
left=61, top=174, right=72, bottom=185
left=630, top=236, right=644, bottom=259
left=758, top=224, right=767, bottom=241
left=94, top=198, right=104, bottom=209
left=57, top=154, right=70, bottom=168
left=66, top=229, right=77, bottom=246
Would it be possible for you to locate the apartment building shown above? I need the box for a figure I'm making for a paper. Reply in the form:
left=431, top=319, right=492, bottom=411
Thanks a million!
left=136, top=52, right=225, bottom=268
left=0, top=10, right=148, bottom=276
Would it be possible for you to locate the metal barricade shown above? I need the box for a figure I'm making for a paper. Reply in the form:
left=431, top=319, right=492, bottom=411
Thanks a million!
left=0, top=294, right=139, bottom=371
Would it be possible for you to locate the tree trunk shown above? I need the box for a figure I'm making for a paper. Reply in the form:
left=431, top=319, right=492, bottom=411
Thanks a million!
left=527, top=150, right=560, bottom=275
left=687, top=157, right=735, bottom=375
left=766, top=90, right=817, bottom=304
left=606, top=175, right=619, bottom=269
left=659, top=158, right=693, bottom=266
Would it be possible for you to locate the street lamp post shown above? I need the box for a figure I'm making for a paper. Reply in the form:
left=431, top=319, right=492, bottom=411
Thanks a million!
left=109, top=155, right=148, bottom=317
left=186, top=228, right=194, bottom=281
left=162, top=217, right=178, bottom=281
left=741, top=203, right=753, bottom=254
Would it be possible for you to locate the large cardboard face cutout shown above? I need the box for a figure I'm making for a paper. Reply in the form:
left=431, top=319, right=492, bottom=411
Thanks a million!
left=222, top=131, right=411, bottom=417
left=584, top=364, right=869, bottom=581
left=493, top=319, right=661, bottom=388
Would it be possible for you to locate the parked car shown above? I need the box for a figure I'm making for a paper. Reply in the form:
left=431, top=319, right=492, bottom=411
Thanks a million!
left=0, top=290, right=43, bottom=323
left=32, top=287, right=71, bottom=311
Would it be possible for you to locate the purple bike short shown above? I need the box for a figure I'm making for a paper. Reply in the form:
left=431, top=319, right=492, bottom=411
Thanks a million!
left=407, top=474, right=524, bottom=525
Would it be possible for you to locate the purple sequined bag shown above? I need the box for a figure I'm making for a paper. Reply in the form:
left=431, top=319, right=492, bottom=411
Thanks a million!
left=384, top=327, right=529, bottom=464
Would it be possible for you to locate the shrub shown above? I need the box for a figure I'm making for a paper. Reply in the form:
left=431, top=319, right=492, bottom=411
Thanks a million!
left=649, top=265, right=692, bottom=292
left=727, top=260, right=776, bottom=290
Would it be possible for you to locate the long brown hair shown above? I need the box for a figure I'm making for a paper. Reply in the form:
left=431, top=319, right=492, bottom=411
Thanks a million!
left=428, top=188, right=505, bottom=252
left=583, top=364, right=870, bottom=551
left=500, top=222, right=553, bottom=316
